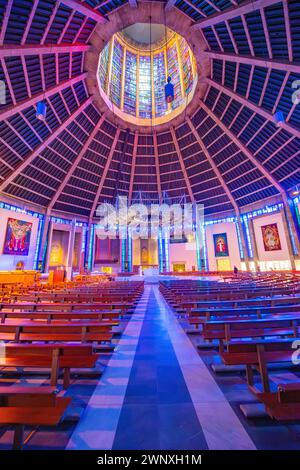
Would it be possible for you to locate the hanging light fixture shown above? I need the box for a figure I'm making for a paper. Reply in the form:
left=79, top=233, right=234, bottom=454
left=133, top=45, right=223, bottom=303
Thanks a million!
left=36, top=101, right=47, bottom=121
left=273, top=110, right=285, bottom=127
left=165, top=76, right=174, bottom=103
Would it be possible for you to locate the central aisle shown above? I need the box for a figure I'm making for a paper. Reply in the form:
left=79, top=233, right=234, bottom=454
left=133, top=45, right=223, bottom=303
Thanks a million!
left=67, top=284, right=255, bottom=450
left=112, top=286, right=208, bottom=449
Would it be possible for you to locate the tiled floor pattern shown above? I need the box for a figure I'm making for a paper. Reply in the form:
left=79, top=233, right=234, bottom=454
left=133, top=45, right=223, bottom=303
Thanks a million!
left=68, top=285, right=255, bottom=450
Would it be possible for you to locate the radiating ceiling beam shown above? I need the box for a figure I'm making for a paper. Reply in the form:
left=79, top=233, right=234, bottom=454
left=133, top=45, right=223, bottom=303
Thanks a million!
left=170, top=127, right=195, bottom=203
left=153, top=131, right=162, bottom=204
left=0, top=72, right=87, bottom=121
left=89, top=128, right=121, bottom=222
left=186, top=116, right=237, bottom=211
left=128, top=131, right=138, bottom=204
left=181, top=0, right=207, bottom=17
left=193, top=0, right=281, bottom=30
left=201, top=97, right=300, bottom=256
left=21, top=0, right=39, bottom=45
left=200, top=98, right=287, bottom=198
left=48, top=112, right=107, bottom=212
left=206, top=78, right=300, bottom=139
left=60, top=0, right=107, bottom=23
left=187, top=115, right=251, bottom=265
left=260, top=7, right=272, bottom=59
left=165, top=0, right=177, bottom=11
left=58, top=11, right=75, bottom=44
left=41, top=2, right=60, bottom=45
left=283, top=0, right=293, bottom=62
left=0, top=0, right=13, bottom=45
left=0, top=43, right=90, bottom=57
left=203, top=51, right=300, bottom=73
left=0, top=96, right=93, bottom=193
left=128, top=0, right=138, bottom=7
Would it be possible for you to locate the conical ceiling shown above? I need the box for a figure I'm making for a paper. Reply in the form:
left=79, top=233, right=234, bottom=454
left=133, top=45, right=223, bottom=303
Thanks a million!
left=0, top=0, right=299, bottom=221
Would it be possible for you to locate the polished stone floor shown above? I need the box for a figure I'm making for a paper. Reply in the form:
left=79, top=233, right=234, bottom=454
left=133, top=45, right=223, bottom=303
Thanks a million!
left=67, top=284, right=255, bottom=450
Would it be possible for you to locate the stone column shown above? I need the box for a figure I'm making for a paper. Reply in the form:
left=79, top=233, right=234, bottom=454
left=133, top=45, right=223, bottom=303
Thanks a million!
left=236, top=214, right=250, bottom=270
left=280, top=208, right=296, bottom=270
left=247, top=217, right=260, bottom=271
left=66, top=221, right=76, bottom=280
left=38, top=210, right=51, bottom=272
left=44, top=220, right=53, bottom=274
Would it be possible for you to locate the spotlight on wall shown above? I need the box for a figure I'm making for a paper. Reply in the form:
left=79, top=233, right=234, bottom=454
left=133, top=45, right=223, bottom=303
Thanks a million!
left=273, top=110, right=285, bottom=127
left=36, top=101, right=47, bottom=121
left=292, top=186, right=300, bottom=196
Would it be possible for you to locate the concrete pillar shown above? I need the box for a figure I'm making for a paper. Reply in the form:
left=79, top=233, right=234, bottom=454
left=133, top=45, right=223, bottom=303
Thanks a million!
left=120, top=235, right=132, bottom=272
left=280, top=208, right=296, bottom=270
left=236, top=214, right=250, bottom=270
left=282, top=195, right=300, bottom=257
left=38, top=210, right=51, bottom=272
left=247, top=217, right=259, bottom=271
left=158, top=234, right=169, bottom=273
left=66, top=221, right=76, bottom=280
left=78, top=228, right=85, bottom=274
left=85, top=223, right=95, bottom=272
left=44, top=220, right=53, bottom=273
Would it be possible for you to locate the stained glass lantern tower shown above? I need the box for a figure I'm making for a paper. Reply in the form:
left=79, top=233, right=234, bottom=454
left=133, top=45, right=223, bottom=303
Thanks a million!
left=97, top=24, right=197, bottom=127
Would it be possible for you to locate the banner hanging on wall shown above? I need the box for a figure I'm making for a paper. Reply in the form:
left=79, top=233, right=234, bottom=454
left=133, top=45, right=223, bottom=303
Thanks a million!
left=261, top=223, right=282, bottom=251
left=213, top=233, right=229, bottom=257
left=3, top=218, right=32, bottom=256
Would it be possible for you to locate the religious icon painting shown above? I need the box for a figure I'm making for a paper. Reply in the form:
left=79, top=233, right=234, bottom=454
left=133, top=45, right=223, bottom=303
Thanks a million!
left=3, top=218, right=32, bottom=256
left=213, top=233, right=229, bottom=257
left=261, top=223, right=282, bottom=251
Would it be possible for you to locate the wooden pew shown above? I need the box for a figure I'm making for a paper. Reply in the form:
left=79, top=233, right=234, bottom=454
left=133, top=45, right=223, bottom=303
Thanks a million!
left=257, top=382, right=300, bottom=421
left=0, top=322, right=115, bottom=345
left=0, top=310, right=121, bottom=323
left=220, top=338, right=297, bottom=393
left=202, top=316, right=300, bottom=351
left=0, top=301, right=132, bottom=317
left=0, top=386, right=71, bottom=449
left=0, top=343, right=100, bottom=388
left=178, top=295, right=300, bottom=316
left=188, top=304, right=300, bottom=329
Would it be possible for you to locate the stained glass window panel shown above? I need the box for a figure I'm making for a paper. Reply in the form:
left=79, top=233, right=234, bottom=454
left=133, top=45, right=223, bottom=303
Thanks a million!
left=178, top=36, right=194, bottom=95
left=99, top=42, right=110, bottom=93
left=124, top=51, right=137, bottom=116
left=138, top=55, right=152, bottom=119
left=167, top=42, right=182, bottom=110
left=153, top=52, right=167, bottom=118
left=110, top=38, right=124, bottom=108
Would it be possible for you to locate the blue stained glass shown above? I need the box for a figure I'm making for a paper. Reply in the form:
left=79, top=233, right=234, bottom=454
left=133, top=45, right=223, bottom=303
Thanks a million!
left=138, top=55, right=152, bottom=119
left=154, top=52, right=167, bottom=117
left=124, top=51, right=137, bottom=116
left=110, top=39, right=124, bottom=107
left=167, top=42, right=182, bottom=110
left=178, top=36, right=194, bottom=95
left=99, top=42, right=110, bottom=93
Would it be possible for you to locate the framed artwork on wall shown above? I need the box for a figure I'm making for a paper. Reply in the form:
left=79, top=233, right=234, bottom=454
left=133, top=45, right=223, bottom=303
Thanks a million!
left=213, top=233, right=229, bottom=257
left=261, top=223, right=282, bottom=251
left=3, top=218, right=32, bottom=256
